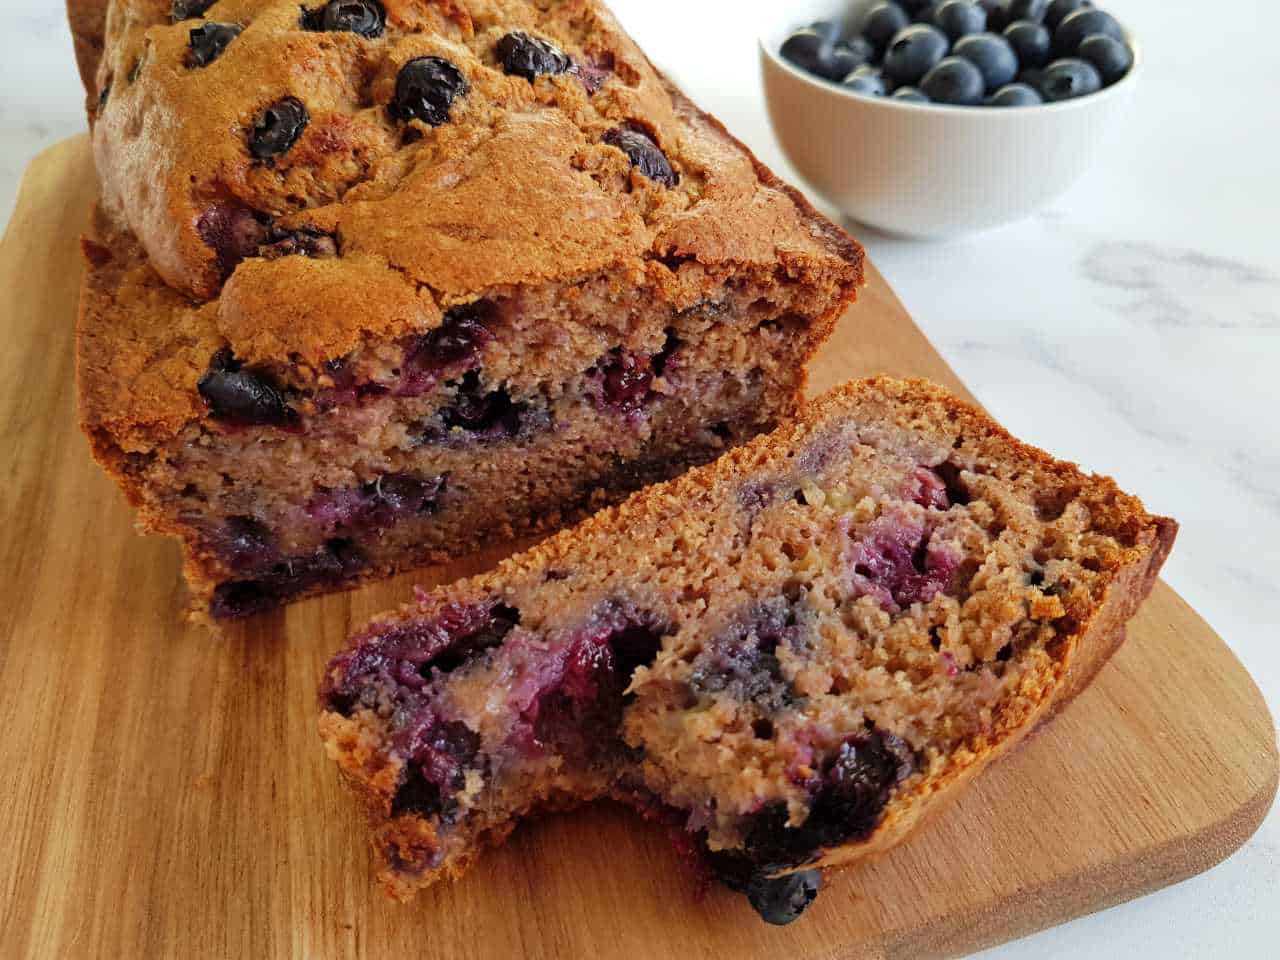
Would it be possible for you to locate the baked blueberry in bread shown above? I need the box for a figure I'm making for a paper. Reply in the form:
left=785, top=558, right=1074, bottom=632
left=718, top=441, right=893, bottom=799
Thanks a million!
left=69, top=0, right=862, bottom=620
left=319, top=377, right=1176, bottom=923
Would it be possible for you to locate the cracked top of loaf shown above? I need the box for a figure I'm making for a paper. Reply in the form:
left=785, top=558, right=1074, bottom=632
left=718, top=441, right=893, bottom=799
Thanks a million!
left=73, top=0, right=862, bottom=450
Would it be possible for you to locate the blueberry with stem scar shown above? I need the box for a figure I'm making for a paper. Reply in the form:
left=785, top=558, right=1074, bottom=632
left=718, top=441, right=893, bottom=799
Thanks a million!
left=249, top=97, right=309, bottom=161
left=746, top=869, right=822, bottom=926
left=496, top=31, right=573, bottom=79
left=603, top=127, right=676, bottom=187
left=389, top=57, right=469, bottom=127
left=304, top=0, right=386, bottom=38
left=186, top=23, right=242, bottom=69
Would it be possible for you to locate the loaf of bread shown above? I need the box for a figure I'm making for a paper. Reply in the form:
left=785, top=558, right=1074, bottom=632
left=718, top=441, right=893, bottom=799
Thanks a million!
left=70, top=0, right=861, bottom=619
left=319, top=377, right=1176, bottom=923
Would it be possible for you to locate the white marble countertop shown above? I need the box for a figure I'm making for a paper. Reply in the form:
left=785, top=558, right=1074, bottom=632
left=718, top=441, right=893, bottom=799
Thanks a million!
left=1, top=1, right=1275, bottom=955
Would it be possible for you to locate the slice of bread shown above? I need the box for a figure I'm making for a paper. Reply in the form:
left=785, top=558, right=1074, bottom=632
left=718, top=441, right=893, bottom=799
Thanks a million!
left=319, top=376, right=1176, bottom=923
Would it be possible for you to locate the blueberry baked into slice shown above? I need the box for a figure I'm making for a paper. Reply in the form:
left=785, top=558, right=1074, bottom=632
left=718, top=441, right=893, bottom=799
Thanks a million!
left=319, top=377, right=1176, bottom=924
left=73, top=0, right=861, bottom=621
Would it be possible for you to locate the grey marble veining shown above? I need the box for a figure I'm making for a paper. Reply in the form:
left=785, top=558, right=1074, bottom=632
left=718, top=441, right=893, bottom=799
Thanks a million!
left=0, top=1, right=1276, bottom=957
left=1083, top=241, right=1279, bottom=329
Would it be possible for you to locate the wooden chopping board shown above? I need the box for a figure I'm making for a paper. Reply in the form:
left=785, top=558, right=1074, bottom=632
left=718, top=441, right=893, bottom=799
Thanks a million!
left=1, top=137, right=1275, bottom=960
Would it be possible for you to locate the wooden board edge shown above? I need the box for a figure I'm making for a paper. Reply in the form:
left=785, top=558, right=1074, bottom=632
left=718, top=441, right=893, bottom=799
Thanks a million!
left=871, top=583, right=1280, bottom=960
left=866, top=751, right=1279, bottom=960
left=852, top=263, right=976, bottom=404
left=0, top=136, right=88, bottom=255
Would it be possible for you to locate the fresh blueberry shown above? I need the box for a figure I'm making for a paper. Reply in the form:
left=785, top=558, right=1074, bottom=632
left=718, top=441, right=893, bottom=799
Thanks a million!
left=171, top=0, right=215, bottom=20
left=1045, top=0, right=1092, bottom=30
left=979, top=1, right=1009, bottom=33
left=817, top=40, right=875, bottom=81
left=1039, top=57, right=1102, bottom=100
left=846, top=33, right=878, bottom=63
left=882, top=24, right=949, bottom=85
left=952, top=32, right=1018, bottom=92
left=891, top=86, right=930, bottom=102
left=198, top=349, right=301, bottom=429
left=1003, top=19, right=1052, bottom=69
left=842, top=64, right=888, bottom=96
left=389, top=57, right=469, bottom=126
left=186, top=23, right=242, bottom=68
left=898, top=0, right=935, bottom=14
left=933, top=1, right=987, bottom=41
left=779, top=29, right=830, bottom=74
left=496, top=31, right=573, bottom=80
left=302, top=0, right=386, bottom=37
left=604, top=127, right=677, bottom=187
left=1052, top=8, right=1124, bottom=56
left=746, top=870, right=822, bottom=926
left=987, top=82, right=1043, bottom=105
left=1006, top=0, right=1049, bottom=22
left=1077, top=33, right=1132, bottom=85
left=808, top=20, right=844, bottom=47
left=1018, top=67, right=1045, bottom=90
left=920, top=55, right=985, bottom=104
left=248, top=97, right=309, bottom=161
left=862, top=2, right=911, bottom=51
left=914, top=2, right=943, bottom=25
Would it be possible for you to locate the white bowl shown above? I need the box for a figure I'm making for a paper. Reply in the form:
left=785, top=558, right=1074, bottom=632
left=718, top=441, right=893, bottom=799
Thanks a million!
left=760, top=0, right=1141, bottom=238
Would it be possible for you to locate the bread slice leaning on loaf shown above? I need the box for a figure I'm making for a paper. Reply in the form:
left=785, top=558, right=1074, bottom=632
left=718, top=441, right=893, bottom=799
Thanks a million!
left=319, top=376, right=1177, bottom=924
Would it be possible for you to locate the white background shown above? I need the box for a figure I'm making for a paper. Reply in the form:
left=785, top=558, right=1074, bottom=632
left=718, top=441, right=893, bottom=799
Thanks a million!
left=1, top=1, right=1276, bottom=956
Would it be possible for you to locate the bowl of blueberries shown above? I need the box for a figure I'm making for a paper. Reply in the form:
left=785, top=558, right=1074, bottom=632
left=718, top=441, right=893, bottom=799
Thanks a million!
left=761, top=0, right=1139, bottom=237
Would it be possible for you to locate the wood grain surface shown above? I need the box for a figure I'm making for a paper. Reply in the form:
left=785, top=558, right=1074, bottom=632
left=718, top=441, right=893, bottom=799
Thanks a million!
left=1, top=137, right=1275, bottom=960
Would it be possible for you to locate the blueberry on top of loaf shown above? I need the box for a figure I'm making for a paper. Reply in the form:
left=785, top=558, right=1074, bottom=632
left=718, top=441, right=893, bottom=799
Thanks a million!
left=78, top=0, right=860, bottom=452
left=319, top=377, right=1176, bottom=922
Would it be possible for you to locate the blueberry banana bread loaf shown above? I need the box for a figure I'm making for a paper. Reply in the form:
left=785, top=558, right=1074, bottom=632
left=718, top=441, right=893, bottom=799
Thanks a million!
left=71, top=0, right=862, bottom=620
left=319, top=377, right=1177, bottom=924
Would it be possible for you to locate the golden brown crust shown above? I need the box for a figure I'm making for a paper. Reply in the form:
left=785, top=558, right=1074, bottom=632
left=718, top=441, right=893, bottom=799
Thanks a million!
left=66, top=0, right=110, bottom=111
left=76, top=210, right=221, bottom=455
left=654, top=72, right=864, bottom=376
